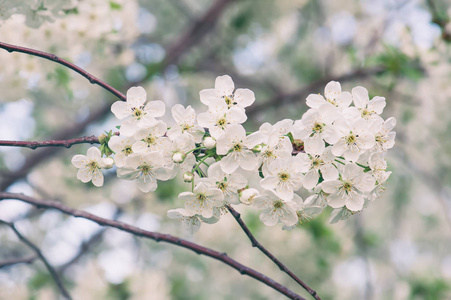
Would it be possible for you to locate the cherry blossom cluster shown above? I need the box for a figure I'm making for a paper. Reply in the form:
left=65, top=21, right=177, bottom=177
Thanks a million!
left=72, top=76, right=396, bottom=233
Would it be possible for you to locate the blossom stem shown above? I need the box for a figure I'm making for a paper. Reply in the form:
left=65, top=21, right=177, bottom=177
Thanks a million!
left=0, top=192, right=305, bottom=300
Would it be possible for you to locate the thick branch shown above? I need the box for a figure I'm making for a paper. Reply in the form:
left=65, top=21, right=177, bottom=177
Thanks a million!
left=0, top=192, right=305, bottom=300
left=227, top=206, right=321, bottom=300
left=0, top=136, right=99, bottom=149
left=0, top=255, right=37, bottom=269
left=0, top=219, right=72, bottom=300
left=0, top=42, right=126, bottom=101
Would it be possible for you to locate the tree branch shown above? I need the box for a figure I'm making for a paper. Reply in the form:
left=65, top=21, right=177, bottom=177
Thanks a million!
left=0, top=136, right=100, bottom=149
left=227, top=205, right=321, bottom=300
left=0, top=41, right=126, bottom=101
left=0, top=255, right=37, bottom=269
left=0, top=219, right=72, bottom=300
left=0, top=192, right=305, bottom=300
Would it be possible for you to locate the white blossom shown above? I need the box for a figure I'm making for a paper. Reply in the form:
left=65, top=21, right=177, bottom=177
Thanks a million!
left=253, top=190, right=300, bottom=226
left=179, top=182, right=224, bottom=218
left=71, top=147, right=113, bottom=187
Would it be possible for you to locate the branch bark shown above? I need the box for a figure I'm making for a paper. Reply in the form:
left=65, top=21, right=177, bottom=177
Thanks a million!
left=227, top=205, right=321, bottom=300
left=0, top=255, right=37, bottom=269
left=0, top=219, right=72, bottom=300
left=0, top=41, right=126, bottom=101
left=0, top=136, right=99, bottom=149
left=0, top=192, right=305, bottom=300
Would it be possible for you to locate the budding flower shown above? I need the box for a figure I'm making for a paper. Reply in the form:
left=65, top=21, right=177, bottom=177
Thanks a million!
left=98, top=133, right=108, bottom=145
left=172, top=152, right=186, bottom=163
left=204, top=136, right=216, bottom=149
left=240, top=188, right=260, bottom=205
left=253, top=144, right=263, bottom=152
left=183, top=171, right=194, bottom=182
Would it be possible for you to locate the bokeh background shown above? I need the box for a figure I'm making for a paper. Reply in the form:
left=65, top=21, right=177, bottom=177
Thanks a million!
left=1, top=0, right=451, bottom=299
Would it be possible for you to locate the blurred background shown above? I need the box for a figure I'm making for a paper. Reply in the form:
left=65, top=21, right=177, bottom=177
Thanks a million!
left=0, top=0, right=451, bottom=299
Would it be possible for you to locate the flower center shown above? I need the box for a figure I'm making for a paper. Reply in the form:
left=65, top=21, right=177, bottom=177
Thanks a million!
left=88, top=161, right=100, bottom=171
left=223, top=95, right=236, bottom=108
left=342, top=182, right=353, bottom=193
left=278, top=172, right=290, bottom=182
left=138, top=164, right=152, bottom=175
left=197, top=193, right=207, bottom=202
left=274, top=200, right=284, bottom=209
left=132, top=106, right=145, bottom=119
left=312, top=122, right=324, bottom=134
left=216, top=117, right=227, bottom=129
left=122, top=146, right=133, bottom=155
left=233, top=143, right=243, bottom=152
left=311, top=157, right=324, bottom=168
left=345, top=134, right=357, bottom=145
left=217, top=181, right=228, bottom=191
left=181, top=123, right=192, bottom=132
left=145, top=135, right=157, bottom=145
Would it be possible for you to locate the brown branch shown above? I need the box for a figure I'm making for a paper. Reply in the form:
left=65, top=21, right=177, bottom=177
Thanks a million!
left=0, top=192, right=305, bottom=300
left=227, top=205, right=321, bottom=300
left=247, top=67, right=385, bottom=116
left=0, top=136, right=100, bottom=149
left=0, top=255, right=37, bottom=269
left=0, top=41, right=126, bottom=101
left=0, top=219, right=72, bottom=300
left=163, top=0, right=236, bottom=66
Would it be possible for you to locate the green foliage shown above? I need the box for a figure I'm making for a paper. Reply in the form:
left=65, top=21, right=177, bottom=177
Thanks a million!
left=109, top=1, right=122, bottom=10
left=106, top=281, right=131, bottom=300
left=373, top=45, right=424, bottom=80
left=409, top=277, right=450, bottom=300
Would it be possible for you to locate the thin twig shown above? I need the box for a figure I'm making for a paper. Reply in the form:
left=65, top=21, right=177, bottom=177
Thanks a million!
left=0, top=192, right=305, bottom=300
left=0, top=136, right=99, bottom=149
left=0, top=41, right=126, bottom=101
left=0, top=255, right=37, bottom=269
left=227, top=205, right=321, bottom=300
left=0, top=219, right=72, bottom=300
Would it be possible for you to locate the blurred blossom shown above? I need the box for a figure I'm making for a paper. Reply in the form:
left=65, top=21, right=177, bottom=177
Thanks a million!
left=390, top=239, right=418, bottom=272
left=137, top=8, right=157, bottom=34
left=332, top=257, right=368, bottom=292
left=125, top=62, right=147, bottom=82
left=135, top=43, right=165, bottom=64
left=98, top=248, right=136, bottom=284
left=330, top=11, right=356, bottom=45
left=442, top=255, right=451, bottom=279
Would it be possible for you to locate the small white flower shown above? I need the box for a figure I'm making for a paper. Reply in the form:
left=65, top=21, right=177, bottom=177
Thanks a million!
left=179, top=182, right=224, bottom=218
left=321, top=163, right=375, bottom=211
left=108, top=135, right=136, bottom=167
left=200, top=75, right=255, bottom=110
left=167, top=208, right=202, bottom=235
left=253, top=190, right=300, bottom=227
left=203, top=162, right=247, bottom=204
left=295, top=147, right=338, bottom=190
left=71, top=147, right=113, bottom=187
left=132, top=120, right=169, bottom=153
left=260, top=157, right=306, bottom=201
left=216, top=125, right=258, bottom=173
left=306, top=81, right=352, bottom=110
left=111, top=86, right=165, bottom=136
left=197, top=103, right=247, bottom=139
left=344, top=86, right=386, bottom=121
left=370, top=117, right=396, bottom=152
left=166, top=104, right=205, bottom=143
left=324, top=118, right=375, bottom=162
left=117, top=152, right=174, bottom=193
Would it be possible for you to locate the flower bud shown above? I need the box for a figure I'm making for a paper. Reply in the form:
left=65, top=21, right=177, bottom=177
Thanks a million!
left=183, top=172, right=194, bottom=182
left=98, top=133, right=108, bottom=145
left=103, top=157, right=114, bottom=169
left=172, top=152, right=186, bottom=163
left=204, top=137, right=216, bottom=149
left=253, top=144, right=263, bottom=152
left=240, top=188, right=260, bottom=205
